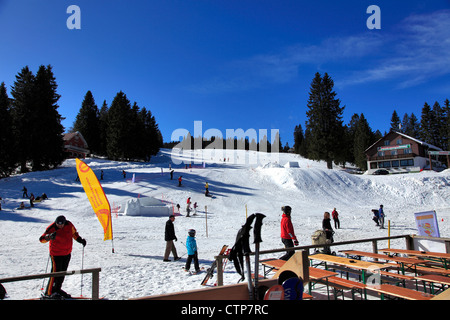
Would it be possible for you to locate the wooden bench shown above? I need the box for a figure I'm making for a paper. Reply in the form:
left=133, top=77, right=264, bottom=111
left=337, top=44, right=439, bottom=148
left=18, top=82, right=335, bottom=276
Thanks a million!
left=365, top=284, right=434, bottom=300
left=415, top=274, right=450, bottom=294
left=319, top=276, right=367, bottom=300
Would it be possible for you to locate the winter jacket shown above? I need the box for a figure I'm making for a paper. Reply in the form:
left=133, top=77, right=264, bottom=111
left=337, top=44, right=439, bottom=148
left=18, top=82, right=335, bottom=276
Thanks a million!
left=280, top=213, right=297, bottom=241
left=322, top=218, right=334, bottom=240
left=186, top=236, right=197, bottom=255
left=165, top=219, right=177, bottom=241
left=39, top=221, right=81, bottom=256
left=332, top=209, right=339, bottom=219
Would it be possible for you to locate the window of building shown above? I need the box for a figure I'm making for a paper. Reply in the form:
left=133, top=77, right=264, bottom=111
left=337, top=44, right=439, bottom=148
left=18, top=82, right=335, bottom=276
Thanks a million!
left=384, top=140, right=390, bottom=146
left=396, top=138, right=402, bottom=145
left=400, top=159, right=414, bottom=167
left=392, top=160, right=399, bottom=167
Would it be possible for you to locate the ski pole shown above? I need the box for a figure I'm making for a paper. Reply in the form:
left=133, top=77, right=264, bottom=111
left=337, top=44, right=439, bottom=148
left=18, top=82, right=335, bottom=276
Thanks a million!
left=41, top=255, right=51, bottom=293
left=80, top=246, right=85, bottom=297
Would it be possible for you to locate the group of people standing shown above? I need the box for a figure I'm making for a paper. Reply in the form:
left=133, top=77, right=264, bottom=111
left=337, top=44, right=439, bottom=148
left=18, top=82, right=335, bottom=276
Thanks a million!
left=163, top=214, right=200, bottom=274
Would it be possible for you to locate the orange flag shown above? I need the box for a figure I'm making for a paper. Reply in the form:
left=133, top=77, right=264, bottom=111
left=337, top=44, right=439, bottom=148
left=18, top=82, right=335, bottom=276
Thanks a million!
left=76, top=158, right=113, bottom=241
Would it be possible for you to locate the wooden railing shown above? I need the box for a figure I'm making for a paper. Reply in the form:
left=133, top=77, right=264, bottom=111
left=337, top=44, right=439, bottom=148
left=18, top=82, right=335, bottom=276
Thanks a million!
left=214, top=234, right=414, bottom=286
left=0, top=268, right=102, bottom=300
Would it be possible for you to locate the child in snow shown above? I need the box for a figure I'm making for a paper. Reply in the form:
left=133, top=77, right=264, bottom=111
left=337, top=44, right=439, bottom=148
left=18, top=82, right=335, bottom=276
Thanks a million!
left=185, top=229, right=200, bottom=273
left=193, top=202, right=198, bottom=215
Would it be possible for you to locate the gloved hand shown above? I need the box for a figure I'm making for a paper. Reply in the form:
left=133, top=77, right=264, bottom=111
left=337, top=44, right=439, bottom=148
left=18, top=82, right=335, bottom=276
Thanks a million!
left=294, top=240, right=299, bottom=246
left=77, top=237, right=87, bottom=247
left=45, top=232, right=56, bottom=241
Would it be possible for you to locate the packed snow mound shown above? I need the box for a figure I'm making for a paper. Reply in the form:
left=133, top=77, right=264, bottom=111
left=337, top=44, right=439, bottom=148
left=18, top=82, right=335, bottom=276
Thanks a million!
left=259, top=162, right=284, bottom=169
left=257, top=166, right=450, bottom=209
left=124, top=197, right=170, bottom=216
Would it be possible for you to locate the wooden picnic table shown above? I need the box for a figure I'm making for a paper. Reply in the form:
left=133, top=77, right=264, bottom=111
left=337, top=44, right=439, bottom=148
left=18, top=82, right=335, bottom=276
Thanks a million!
left=380, top=248, right=450, bottom=269
left=309, top=253, right=387, bottom=284
left=366, top=284, right=434, bottom=300
left=341, top=250, right=426, bottom=275
left=415, top=274, right=450, bottom=294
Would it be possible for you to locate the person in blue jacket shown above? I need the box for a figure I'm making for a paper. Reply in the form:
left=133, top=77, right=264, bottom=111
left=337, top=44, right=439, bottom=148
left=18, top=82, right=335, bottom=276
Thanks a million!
left=184, top=229, right=200, bottom=274
left=378, top=204, right=385, bottom=229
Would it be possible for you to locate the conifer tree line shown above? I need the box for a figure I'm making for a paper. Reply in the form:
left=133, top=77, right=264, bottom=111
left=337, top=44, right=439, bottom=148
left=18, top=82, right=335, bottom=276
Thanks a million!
left=0, top=65, right=65, bottom=177
left=294, top=72, right=450, bottom=171
left=0, top=65, right=163, bottom=178
left=71, top=90, right=163, bottom=162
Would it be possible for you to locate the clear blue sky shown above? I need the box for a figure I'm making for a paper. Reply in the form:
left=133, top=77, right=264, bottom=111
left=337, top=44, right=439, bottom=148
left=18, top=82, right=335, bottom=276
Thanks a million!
left=1, top=0, right=449, bottom=148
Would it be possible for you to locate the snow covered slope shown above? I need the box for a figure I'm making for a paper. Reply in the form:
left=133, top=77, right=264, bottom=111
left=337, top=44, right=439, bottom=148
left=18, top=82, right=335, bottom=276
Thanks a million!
left=0, top=149, right=448, bottom=299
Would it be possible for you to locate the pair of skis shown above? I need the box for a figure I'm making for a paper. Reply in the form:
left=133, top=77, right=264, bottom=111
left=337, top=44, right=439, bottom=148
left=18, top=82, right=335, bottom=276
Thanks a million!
left=228, top=213, right=266, bottom=300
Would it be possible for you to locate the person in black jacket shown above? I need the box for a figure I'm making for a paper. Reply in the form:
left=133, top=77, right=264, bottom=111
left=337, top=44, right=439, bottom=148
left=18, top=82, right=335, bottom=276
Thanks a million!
left=163, top=215, right=180, bottom=262
left=322, top=211, right=334, bottom=254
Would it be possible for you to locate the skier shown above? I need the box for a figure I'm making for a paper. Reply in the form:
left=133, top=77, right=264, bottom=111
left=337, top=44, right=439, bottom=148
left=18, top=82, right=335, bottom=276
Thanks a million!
left=39, top=215, right=87, bottom=299
left=170, top=170, right=174, bottom=180
left=378, top=205, right=385, bottom=229
left=163, top=215, right=180, bottom=262
left=332, top=208, right=340, bottom=229
left=178, top=176, right=182, bottom=187
left=184, top=229, right=200, bottom=274
left=22, top=186, right=28, bottom=198
left=280, top=206, right=298, bottom=261
left=186, top=202, right=191, bottom=217
left=205, top=182, right=209, bottom=196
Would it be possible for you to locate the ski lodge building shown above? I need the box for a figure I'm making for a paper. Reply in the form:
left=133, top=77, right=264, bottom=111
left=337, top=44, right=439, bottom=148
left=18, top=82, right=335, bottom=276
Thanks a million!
left=63, top=131, right=90, bottom=159
left=365, top=131, right=446, bottom=174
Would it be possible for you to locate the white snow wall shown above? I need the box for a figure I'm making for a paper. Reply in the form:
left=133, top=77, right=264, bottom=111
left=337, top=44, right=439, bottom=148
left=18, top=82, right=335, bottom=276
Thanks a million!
left=124, top=197, right=171, bottom=217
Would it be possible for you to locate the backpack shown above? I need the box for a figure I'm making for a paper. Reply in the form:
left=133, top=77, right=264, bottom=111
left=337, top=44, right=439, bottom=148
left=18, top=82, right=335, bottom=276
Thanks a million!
left=311, top=230, right=327, bottom=246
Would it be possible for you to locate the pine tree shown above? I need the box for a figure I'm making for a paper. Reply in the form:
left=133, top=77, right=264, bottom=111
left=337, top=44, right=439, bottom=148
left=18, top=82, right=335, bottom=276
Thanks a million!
left=293, top=124, right=305, bottom=156
left=106, top=91, right=133, bottom=160
left=98, top=100, right=109, bottom=156
left=73, top=91, right=100, bottom=154
left=305, top=72, right=345, bottom=169
left=353, top=114, right=373, bottom=170
left=432, top=101, right=446, bottom=149
left=390, top=110, right=401, bottom=132
left=0, top=82, right=15, bottom=177
left=419, top=102, right=434, bottom=145
left=444, top=99, right=450, bottom=151
left=33, top=65, right=65, bottom=170
left=10, top=66, right=36, bottom=172
left=402, top=113, right=420, bottom=138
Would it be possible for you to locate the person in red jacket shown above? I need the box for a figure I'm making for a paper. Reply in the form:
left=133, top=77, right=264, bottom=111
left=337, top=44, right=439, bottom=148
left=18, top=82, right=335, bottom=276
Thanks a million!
left=39, top=215, right=86, bottom=299
left=280, top=206, right=298, bottom=261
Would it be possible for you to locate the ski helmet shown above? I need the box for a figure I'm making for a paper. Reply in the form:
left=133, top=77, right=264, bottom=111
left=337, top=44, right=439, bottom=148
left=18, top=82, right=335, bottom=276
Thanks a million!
left=55, top=215, right=66, bottom=225
left=188, top=229, right=196, bottom=237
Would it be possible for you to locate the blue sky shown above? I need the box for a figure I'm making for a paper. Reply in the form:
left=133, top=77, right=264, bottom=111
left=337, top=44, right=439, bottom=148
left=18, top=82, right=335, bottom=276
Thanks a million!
left=1, top=1, right=449, bottom=147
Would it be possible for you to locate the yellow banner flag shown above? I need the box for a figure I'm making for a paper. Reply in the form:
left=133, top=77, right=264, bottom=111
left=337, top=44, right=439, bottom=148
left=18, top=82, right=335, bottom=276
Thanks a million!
left=76, top=158, right=113, bottom=241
